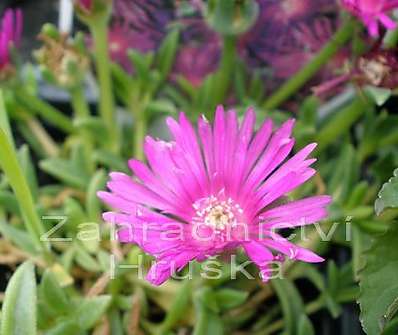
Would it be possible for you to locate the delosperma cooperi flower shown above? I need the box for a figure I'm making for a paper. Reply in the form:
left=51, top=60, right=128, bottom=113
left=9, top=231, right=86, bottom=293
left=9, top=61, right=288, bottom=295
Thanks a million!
left=99, top=106, right=331, bottom=285
left=173, top=18, right=221, bottom=86
left=341, top=0, right=398, bottom=37
left=173, top=42, right=220, bottom=86
left=240, top=0, right=341, bottom=77
left=0, top=9, right=22, bottom=77
left=113, top=0, right=174, bottom=48
left=106, top=0, right=175, bottom=71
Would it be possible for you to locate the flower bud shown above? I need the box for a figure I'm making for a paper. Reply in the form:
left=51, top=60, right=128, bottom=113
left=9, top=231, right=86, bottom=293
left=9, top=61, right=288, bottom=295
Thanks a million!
left=357, top=49, right=398, bottom=89
left=34, top=24, right=90, bottom=89
left=204, top=0, right=259, bottom=36
left=74, top=0, right=112, bottom=24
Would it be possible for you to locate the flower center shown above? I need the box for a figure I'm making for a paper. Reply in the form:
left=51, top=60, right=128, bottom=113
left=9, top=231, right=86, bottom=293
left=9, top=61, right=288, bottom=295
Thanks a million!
left=359, top=56, right=389, bottom=86
left=193, top=195, right=243, bottom=232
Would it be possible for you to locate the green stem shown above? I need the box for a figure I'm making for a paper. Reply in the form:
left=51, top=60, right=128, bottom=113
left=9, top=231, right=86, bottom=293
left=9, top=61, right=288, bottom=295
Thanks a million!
left=70, top=85, right=90, bottom=119
left=134, top=113, right=146, bottom=161
left=0, top=90, right=14, bottom=147
left=315, top=97, right=370, bottom=152
left=14, top=89, right=74, bottom=133
left=206, top=35, right=236, bottom=119
left=25, top=116, right=59, bottom=157
left=90, top=21, right=118, bottom=151
left=70, top=85, right=94, bottom=172
left=129, top=98, right=148, bottom=161
left=262, top=18, right=356, bottom=110
left=216, top=35, right=236, bottom=102
left=0, top=128, right=50, bottom=253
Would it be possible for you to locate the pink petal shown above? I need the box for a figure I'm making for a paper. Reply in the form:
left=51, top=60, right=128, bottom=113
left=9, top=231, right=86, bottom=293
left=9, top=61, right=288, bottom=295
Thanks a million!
left=264, top=236, right=324, bottom=263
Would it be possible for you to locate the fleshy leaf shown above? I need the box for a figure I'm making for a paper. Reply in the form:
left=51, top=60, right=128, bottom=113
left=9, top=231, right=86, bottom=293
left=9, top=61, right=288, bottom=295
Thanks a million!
left=0, top=261, right=37, bottom=335
left=74, top=295, right=111, bottom=330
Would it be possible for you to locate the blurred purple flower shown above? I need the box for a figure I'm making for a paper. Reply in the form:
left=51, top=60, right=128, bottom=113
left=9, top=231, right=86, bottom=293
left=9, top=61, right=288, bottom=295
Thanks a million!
left=173, top=18, right=221, bottom=86
left=173, top=0, right=341, bottom=84
left=240, top=0, right=341, bottom=78
left=105, top=0, right=175, bottom=71
left=173, top=43, right=220, bottom=86
left=106, top=22, right=159, bottom=73
left=341, top=0, right=398, bottom=37
left=256, top=0, right=335, bottom=24
left=0, top=8, right=22, bottom=72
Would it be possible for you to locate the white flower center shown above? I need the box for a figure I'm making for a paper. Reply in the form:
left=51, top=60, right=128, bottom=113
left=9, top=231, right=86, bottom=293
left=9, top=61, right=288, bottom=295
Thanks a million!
left=193, top=196, right=243, bottom=231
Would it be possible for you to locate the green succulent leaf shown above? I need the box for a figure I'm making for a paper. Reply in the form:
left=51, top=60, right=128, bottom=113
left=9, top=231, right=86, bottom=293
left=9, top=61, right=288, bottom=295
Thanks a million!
left=40, top=270, right=70, bottom=315
left=0, top=261, right=37, bottom=335
left=214, top=288, right=249, bottom=310
left=156, top=29, right=179, bottom=80
left=297, top=314, right=315, bottom=335
left=74, top=295, right=112, bottom=330
left=272, top=278, right=305, bottom=335
left=192, top=288, right=224, bottom=335
left=44, top=320, right=81, bottom=335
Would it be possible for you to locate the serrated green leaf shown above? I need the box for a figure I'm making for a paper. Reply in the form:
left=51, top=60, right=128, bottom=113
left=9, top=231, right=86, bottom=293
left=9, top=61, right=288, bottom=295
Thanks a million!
left=375, top=168, right=398, bottom=215
left=359, top=225, right=398, bottom=335
left=381, top=316, right=398, bottom=335
left=0, top=261, right=37, bottom=335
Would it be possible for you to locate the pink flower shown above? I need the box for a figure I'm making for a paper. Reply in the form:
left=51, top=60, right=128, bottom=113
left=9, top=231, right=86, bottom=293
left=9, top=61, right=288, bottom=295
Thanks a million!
left=341, top=0, right=398, bottom=37
left=0, top=9, right=22, bottom=70
left=99, top=107, right=331, bottom=285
